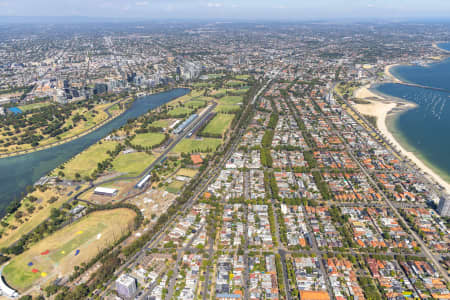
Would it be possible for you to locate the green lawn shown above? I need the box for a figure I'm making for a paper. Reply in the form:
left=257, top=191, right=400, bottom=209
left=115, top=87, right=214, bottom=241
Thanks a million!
left=218, top=95, right=243, bottom=105
left=150, top=119, right=170, bottom=128
left=58, top=141, right=118, bottom=179
left=109, top=104, right=120, bottom=112
left=18, top=102, right=52, bottom=112
left=202, top=114, right=234, bottom=137
left=131, top=132, right=166, bottom=148
left=112, top=152, right=156, bottom=177
left=235, top=74, right=250, bottom=80
left=225, top=80, right=246, bottom=87
left=172, top=138, right=222, bottom=154
left=185, top=99, right=206, bottom=109
left=215, top=104, right=241, bottom=113
left=210, top=89, right=227, bottom=98
left=205, top=74, right=224, bottom=80
left=228, top=88, right=248, bottom=95
left=167, top=106, right=195, bottom=117
left=165, top=180, right=185, bottom=194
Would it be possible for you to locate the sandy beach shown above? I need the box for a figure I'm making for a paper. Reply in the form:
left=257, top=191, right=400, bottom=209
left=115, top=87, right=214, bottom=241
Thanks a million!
left=353, top=85, right=450, bottom=195
left=353, top=84, right=384, bottom=100
left=384, top=64, right=403, bottom=83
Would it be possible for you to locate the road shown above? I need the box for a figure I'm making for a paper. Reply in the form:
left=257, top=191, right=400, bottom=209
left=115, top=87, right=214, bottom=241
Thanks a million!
left=101, top=75, right=275, bottom=297
left=330, top=86, right=450, bottom=283
left=73, top=101, right=218, bottom=203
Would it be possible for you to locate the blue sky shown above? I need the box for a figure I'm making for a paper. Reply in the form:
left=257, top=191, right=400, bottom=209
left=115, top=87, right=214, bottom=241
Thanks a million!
left=1, top=0, right=450, bottom=19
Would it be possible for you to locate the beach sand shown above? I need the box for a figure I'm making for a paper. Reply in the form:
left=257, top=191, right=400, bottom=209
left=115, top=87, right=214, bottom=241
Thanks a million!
left=384, top=64, right=403, bottom=83
left=354, top=85, right=384, bottom=99
left=353, top=85, right=450, bottom=195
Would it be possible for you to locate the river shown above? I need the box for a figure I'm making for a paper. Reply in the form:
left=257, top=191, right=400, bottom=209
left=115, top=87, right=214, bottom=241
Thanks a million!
left=0, top=88, right=189, bottom=215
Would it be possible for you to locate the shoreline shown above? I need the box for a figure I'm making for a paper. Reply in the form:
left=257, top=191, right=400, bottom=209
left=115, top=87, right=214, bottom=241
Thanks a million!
left=384, top=64, right=405, bottom=84
left=353, top=83, right=450, bottom=196
left=433, top=42, right=450, bottom=53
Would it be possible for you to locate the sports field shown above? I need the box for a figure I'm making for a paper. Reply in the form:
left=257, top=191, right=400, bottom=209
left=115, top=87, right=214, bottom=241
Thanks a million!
left=225, top=80, right=246, bottom=87
left=167, top=106, right=195, bottom=117
left=132, top=132, right=166, bottom=148
left=228, top=88, right=248, bottom=95
left=2, top=208, right=136, bottom=291
left=218, top=95, right=243, bottom=105
left=165, top=180, right=184, bottom=194
left=112, top=152, right=156, bottom=177
left=18, top=102, right=52, bottom=112
left=210, top=89, right=227, bottom=98
left=150, top=119, right=170, bottom=128
left=185, top=99, right=206, bottom=109
left=215, top=104, right=241, bottom=113
left=172, top=138, right=221, bottom=154
left=56, top=141, right=118, bottom=179
left=202, top=114, right=234, bottom=136
left=234, top=75, right=250, bottom=80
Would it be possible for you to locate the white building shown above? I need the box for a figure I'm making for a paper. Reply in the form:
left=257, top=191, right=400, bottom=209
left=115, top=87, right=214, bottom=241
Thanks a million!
left=116, top=274, right=137, bottom=299
left=94, top=187, right=118, bottom=197
left=438, top=196, right=450, bottom=217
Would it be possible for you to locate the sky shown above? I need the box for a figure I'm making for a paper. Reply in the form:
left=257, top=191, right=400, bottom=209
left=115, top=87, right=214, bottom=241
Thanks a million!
left=1, top=0, right=450, bottom=20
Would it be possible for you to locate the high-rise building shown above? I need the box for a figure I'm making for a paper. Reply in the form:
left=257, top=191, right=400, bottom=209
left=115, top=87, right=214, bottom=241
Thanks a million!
left=116, top=274, right=137, bottom=299
left=438, top=196, right=450, bottom=217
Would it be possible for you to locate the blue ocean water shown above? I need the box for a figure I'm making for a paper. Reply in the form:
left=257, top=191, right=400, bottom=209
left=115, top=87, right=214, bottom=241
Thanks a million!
left=438, top=43, right=450, bottom=52
left=375, top=58, right=450, bottom=182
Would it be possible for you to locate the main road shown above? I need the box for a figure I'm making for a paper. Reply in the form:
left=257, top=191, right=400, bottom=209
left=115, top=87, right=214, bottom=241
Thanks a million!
left=331, top=86, right=449, bottom=283
left=102, top=72, right=279, bottom=297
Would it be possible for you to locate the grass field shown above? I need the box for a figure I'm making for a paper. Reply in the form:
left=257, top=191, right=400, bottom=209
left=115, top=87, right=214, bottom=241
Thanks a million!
left=131, top=132, right=166, bottom=148
left=228, top=88, right=248, bottom=95
left=205, top=74, right=224, bottom=80
left=0, top=187, right=82, bottom=249
left=218, top=95, right=243, bottom=105
left=165, top=180, right=185, bottom=194
left=57, top=141, right=118, bottom=179
left=185, top=99, right=206, bottom=109
left=225, top=80, right=246, bottom=87
left=215, top=104, right=241, bottom=113
left=235, top=75, right=250, bottom=80
left=18, top=102, right=52, bottom=112
left=2, top=208, right=136, bottom=291
left=150, top=119, right=170, bottom=128
left=112, top=152, right=156, bottom=177
left=202, top=114, right=234, bottom=137
left=172, top=138, right=222, bottom=154
left=210, top=89, right=227, bottom=98
left=167, top=106, right=195, bottom=117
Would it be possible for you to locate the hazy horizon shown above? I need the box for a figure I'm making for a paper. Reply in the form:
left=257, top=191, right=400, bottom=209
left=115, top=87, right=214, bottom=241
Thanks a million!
left=1, top=0, right=450, bottom=21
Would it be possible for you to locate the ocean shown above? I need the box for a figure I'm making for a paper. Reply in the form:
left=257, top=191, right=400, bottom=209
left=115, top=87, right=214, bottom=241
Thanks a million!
left=374, top=53, right=450, bottom=183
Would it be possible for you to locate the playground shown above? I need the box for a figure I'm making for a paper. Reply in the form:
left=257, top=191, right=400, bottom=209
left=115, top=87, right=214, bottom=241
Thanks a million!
left=2, top=208, right=136, bottom=292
